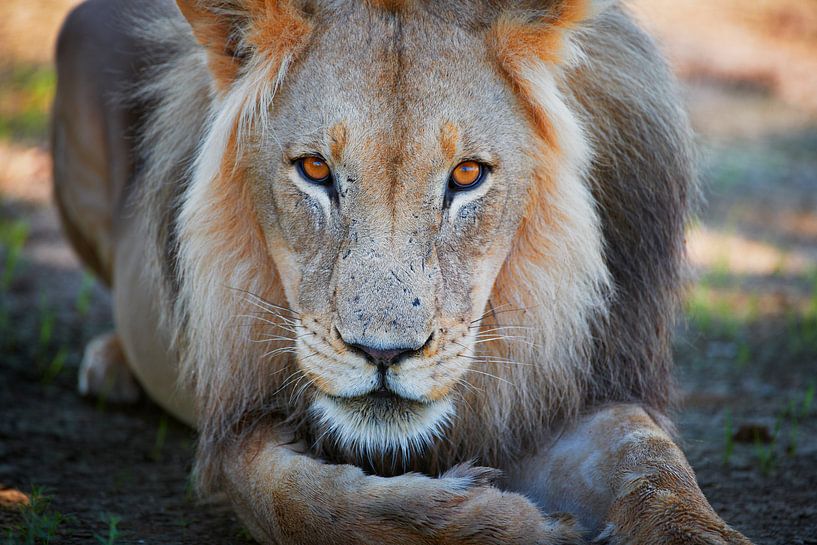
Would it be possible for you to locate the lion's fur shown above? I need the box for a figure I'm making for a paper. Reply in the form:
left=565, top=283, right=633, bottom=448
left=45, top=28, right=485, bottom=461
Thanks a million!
left=124, top=0, right=694, bottom=491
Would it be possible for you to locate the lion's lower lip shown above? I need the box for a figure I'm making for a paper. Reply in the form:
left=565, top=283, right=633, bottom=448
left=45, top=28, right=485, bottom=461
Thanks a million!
left=368, top=387, right=397, bottom=400
left=329, top=388, right=423, bottom=406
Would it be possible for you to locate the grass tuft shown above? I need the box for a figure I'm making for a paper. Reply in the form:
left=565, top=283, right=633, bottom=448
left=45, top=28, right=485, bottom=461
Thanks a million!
left=93, top=513, right=122, bottom=545
left=0, top=220, right=30, bottom=290
left=75, top=272, right=94, bottom=318
left=149, top=415, right=169, bottom=462
left=3, top=486, right=70, bottom=545
left=41, top=347, right=68, bottom=384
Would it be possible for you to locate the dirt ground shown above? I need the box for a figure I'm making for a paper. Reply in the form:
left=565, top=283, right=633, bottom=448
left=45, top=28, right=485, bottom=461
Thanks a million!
left=2, top=1, right=817, bottom=544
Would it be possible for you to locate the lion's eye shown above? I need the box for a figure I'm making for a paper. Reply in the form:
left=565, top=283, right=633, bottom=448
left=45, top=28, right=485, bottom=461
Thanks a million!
left=448, top=161, right=485, bottom=191
left=298, top=156, right=332, bottom=185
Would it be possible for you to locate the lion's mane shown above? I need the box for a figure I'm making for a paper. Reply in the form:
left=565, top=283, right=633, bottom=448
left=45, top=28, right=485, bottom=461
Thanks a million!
left=129, top=0, right=694, bottom=490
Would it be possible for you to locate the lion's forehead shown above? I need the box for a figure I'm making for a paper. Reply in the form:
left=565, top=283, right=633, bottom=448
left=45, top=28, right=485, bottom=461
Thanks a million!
left=268, top=5, right=532, bottom=171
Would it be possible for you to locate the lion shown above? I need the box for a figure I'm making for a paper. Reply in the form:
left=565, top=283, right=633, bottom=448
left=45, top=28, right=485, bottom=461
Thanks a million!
left=52, top=0, right=753, bottom=543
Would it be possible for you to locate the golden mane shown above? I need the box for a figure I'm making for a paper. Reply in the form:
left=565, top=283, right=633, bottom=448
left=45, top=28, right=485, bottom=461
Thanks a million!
left=130, top=0, right=693, bottom=490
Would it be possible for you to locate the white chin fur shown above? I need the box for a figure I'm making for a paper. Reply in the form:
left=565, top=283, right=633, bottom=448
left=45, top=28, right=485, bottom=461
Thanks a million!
left=310, top=394, right=454, bottom=459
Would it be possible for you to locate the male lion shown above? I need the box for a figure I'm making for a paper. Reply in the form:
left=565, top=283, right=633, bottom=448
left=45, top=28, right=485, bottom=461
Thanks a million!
left=52, top=0, right=752, bottom=543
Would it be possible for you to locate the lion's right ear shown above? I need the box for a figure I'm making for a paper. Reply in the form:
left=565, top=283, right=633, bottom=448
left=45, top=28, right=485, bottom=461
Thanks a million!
left=176, top=0, right=313, bottom=91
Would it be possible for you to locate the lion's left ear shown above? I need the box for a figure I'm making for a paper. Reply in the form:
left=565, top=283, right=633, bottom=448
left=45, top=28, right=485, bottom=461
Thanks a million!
left=176, top=0, right=313, bottom=91
left=488, top=0, right=614, bottom=67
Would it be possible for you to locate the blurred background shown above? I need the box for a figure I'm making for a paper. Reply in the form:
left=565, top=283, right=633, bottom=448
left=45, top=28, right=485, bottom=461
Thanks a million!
left=1, top=1, right=816, bottom=543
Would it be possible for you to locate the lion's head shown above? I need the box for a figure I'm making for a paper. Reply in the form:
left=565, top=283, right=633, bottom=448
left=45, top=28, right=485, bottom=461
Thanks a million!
left=137, top=0, right=691, bottom=482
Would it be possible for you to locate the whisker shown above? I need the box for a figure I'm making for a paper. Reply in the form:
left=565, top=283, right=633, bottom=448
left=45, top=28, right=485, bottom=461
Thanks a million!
left=451, top=388, right=477, bottom=416
left=261, top=347, right=299, bottom=359
left=298, top=351, right=320, bottom=362
left=291, top=367, right=329, bottom=407
left=271, top=353, right=321, bottom=403
left=248, top=334, right=302, bottom=344
left=235, top=314, right=300, bottom=334
left=275, top=352, right=325, bottom=406
left=460, top=355, right=533, bottom=367
left=288, top=371, right=314, bottom=406
left=470, top=302, right=515, bottom=324
left=469, top=325, right=535, bottom=333
left=252, top=329, right=314, bottom=343
left=449, top=340, right=532, bottom=365
left=240, top=302, right=300, bottom=326
left=228, top=286, right=300, bottom=315
left=464, top=368, right=515, bottom=388
left=241, top=307, right=298, bottom=319
left=472, top=335, right=532, bottom=343
left=455, top=377, right=483, bottom=397
left=272, top=368, right=306, bottom=398
left=472, top=335, right=537, bottom=348
left=470, top=304, right=542, bottom=324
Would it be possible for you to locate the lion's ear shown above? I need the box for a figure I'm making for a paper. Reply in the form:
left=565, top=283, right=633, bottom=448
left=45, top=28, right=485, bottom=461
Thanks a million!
left=176, top=0, right=312, bottom=90
left=488, top=0, right=614, bottom=67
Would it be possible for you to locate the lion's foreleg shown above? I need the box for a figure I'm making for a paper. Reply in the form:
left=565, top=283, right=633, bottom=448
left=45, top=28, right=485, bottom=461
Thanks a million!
left=219, top=421, right=585, bottom=545
left=505, top=404, right=752, bottom=545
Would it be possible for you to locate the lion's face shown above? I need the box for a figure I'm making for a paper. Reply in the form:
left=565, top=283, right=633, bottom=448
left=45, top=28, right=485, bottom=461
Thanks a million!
left=242, top=9, right=537, bottom=452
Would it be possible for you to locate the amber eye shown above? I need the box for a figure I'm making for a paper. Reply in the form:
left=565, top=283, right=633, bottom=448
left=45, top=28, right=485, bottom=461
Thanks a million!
left=298, top=156, right=332, bottom=184
left=449, top=161, right=485, bottom=191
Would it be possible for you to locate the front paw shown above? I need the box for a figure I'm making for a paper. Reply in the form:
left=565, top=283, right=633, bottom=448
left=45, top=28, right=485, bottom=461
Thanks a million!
left=383, top=465, right=588, bottom=545
left=225, top=432, right=587, bottom=545
left=595, top=486, right=752, bottom=545
left=443, top=486, right=587, bottom=545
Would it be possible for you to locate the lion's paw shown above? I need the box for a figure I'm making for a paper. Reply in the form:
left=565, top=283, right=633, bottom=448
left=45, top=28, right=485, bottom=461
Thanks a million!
left=594, top=487, right=753, bottom=545
left=594, top=522, right=751, bottom=545
left=78, top=332, right=140, bottom=403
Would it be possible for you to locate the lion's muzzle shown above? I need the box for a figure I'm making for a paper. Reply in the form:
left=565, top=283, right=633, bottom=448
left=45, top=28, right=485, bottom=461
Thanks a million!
left=333, top=238, right=438, bottom=355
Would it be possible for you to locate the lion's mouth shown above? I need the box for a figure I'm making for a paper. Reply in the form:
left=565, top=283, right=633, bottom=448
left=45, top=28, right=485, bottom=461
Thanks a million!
left=332, top=386, right=415, bottom=407
left=367, top=386, right=399, bottom=400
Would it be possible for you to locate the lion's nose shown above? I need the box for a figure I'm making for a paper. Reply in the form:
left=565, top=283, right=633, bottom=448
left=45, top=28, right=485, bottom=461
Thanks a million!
left=349, top=343, right=415, bottom=368
left=346, top=333, right=432, bottom=369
